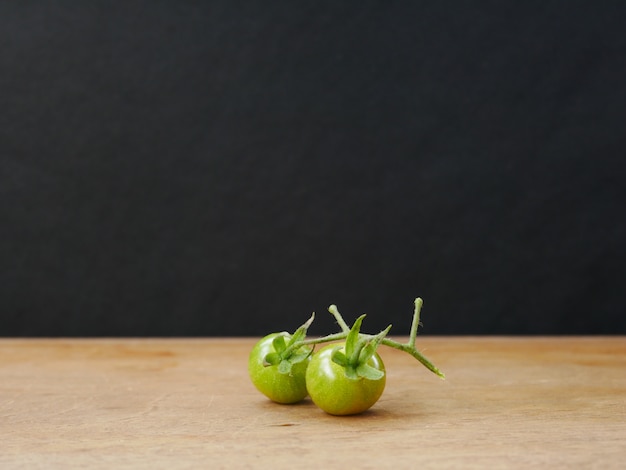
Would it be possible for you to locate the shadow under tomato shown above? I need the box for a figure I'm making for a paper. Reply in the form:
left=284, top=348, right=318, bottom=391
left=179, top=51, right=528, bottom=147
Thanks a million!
left=257, top=396, right=316, bottom=409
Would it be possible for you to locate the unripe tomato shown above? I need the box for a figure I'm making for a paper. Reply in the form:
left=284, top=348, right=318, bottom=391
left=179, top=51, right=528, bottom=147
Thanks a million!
left=305, top=343, right=386, bottom=415
left=248, top=333, right=311, bottom=404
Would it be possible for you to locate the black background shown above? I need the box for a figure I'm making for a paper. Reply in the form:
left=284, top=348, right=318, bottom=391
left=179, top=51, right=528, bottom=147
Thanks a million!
left=2, top=2, right=625, bottom=337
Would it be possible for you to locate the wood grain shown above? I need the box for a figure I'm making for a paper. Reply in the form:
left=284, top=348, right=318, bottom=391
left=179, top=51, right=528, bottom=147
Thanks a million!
left=1, top=337, right=624, bottom=469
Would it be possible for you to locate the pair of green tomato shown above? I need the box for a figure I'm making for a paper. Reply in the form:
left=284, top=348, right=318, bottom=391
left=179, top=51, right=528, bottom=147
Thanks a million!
left=248, top=332, right=385, bottom=416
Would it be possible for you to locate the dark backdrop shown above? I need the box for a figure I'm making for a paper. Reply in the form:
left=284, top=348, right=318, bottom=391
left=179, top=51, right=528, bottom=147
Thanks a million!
left=2, top=2, right=625, bottom=336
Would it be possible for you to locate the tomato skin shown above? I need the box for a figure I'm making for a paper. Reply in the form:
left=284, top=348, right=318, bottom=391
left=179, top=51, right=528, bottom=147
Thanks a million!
left=248, top=333, right=310, bottom=404
left=305, top=343, right=386, bottom=415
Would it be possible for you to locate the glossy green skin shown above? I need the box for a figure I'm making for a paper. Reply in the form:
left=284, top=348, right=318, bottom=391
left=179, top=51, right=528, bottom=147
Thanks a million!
left=248, top=333, right=311, bottom=404
left=305, top=343, right=386, bottom=415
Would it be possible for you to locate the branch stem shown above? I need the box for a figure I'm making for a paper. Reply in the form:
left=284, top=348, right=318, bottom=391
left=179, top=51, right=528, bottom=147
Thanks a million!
left=281, top=298, right=444, bottom=379
left=328, top=304, right=351, bottom=333
left=409, top=297, right=422, bottom=347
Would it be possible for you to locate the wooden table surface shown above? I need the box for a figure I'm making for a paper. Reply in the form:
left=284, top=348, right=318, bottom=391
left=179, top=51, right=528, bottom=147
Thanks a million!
left=1, top=337, right=624, bottom=469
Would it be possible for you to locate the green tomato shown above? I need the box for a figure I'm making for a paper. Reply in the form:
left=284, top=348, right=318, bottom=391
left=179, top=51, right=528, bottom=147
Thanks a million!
left=305, top=343, right=386, bottom=415
left=248, top=333, right=311, bottom=404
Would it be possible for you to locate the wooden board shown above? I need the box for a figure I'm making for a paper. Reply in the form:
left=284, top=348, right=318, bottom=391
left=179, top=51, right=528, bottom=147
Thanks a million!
left=1, top=337, right=625, bottom=468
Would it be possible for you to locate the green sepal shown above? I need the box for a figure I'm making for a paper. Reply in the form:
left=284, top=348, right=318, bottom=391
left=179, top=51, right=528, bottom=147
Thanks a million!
left=344, top=366, right=359, bottom=380
left=331, top=347, right=348, bottom=367
left=356, top=362, right=385, bottom=380
left=332, top=347, right=359, bottom=380
left=263, top=352, right=281, bottom=366
left=287, top=312, right=315, bottom=348
left=278, top=359, right=292, bottom=374
left=358, top=324, right=392, bottom=364
left=289, top=351, right=312, bottom=365
left=358, top=341, right=376, bottom=364
left=272, top=335, right=287, bottom=353
left=345, top=314, right=366, bottom=359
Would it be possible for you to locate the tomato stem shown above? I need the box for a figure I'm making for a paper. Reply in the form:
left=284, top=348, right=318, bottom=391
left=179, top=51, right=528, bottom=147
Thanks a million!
left=380, top=338, right=445, bottom=378
left=409, top=297, right=422, bottom=347
left=328, top=304, right=351, bottom=333
left=380, top=298, right=445, bottom=379
left=283, top=332, right=347, bottom=356
left=280, top=298, right=445, bottom=379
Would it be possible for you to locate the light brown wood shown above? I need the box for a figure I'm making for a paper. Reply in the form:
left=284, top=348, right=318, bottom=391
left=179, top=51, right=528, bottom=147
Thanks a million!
left=1, top=337, right=624, bottom=468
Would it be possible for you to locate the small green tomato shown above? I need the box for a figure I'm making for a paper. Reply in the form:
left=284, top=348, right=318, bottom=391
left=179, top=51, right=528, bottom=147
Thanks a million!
left=305, top=342, right=386, bottom=415
left=248, top=333, right=311, bottom=404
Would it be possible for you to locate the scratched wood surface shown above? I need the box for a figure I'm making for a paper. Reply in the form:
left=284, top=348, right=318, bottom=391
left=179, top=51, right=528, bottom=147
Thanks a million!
left=1, top=337, right=625, bottom=469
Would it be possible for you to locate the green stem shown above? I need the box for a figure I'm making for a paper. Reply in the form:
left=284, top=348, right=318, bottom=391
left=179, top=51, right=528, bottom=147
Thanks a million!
left=380, top=298, right=444, bottom=378
left=409, top=297, right=422, bottom=347
left=282, top=332, right=348, bottom=357
left=328, top=304, right=351, bottom=333
left=380, top=338, right=445, bottom=378
left=281, top=298, right=445, bottom=379
left=298, top=332, right=348, bottom=347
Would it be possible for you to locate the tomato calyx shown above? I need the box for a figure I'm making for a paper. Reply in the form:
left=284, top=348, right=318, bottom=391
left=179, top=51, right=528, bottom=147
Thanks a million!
left=263, top=313, right=314, bottom=375
left=330, top=314, right=391, bottom=380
